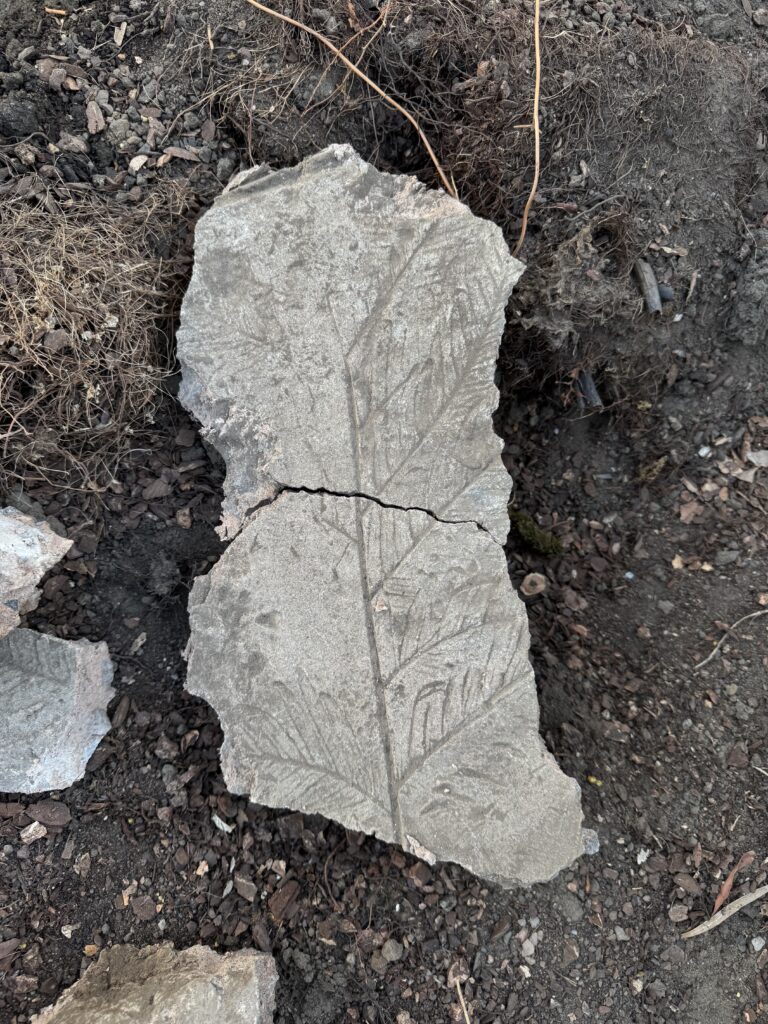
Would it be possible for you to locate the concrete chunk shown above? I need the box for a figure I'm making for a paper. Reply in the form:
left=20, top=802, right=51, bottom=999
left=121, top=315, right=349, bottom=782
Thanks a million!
left=178, top=144, right=523, bottom=542
left=186, top=493, right=584, bottom=886
left=0, top=506, right=72, bottom=638
left=0, top=629, right=114, bottom=793
left=179, top=146, right=585, bottom=885
left=32, top=944, right=277, bottom=1024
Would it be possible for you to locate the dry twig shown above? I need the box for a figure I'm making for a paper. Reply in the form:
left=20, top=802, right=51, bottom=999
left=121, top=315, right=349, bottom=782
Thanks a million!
left=303, top=5, right=388, bottom=116
left=694, top=609, right=768, bottom=670
left=682, top=883, right=768, bottom=940
left=455, top=980, right=472, bottom=1024
left=241, top=0, right=456, bottom=197
left=512, top=0, right=541, bottom=257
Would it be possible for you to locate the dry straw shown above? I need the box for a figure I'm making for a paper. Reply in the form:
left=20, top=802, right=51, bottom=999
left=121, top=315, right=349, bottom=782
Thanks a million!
left=240, top=0, right=457, bottom=198
left=0, top=184, right=193, bottom=490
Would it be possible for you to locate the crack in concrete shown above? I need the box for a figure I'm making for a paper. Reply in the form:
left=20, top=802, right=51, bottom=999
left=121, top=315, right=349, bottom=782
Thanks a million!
left=243, top=484, right=495, bottom=539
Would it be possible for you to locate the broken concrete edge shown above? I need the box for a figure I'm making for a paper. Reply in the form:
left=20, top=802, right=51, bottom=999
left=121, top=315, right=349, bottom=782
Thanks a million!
left=177, top=143, right=525, bottom=544
left=0, top=629, right=115, bottom=794
left=185, top=490, right=586, bottom=888
left=0, top=506, right=73, bottom=638
left=30, top=944, right=278, bottom=1024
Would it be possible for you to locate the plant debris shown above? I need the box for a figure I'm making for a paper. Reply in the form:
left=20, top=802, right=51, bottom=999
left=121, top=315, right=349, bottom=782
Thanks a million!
left=0, top=185, right=195, bottom=490
left=508, top=508, right=564, bottom=557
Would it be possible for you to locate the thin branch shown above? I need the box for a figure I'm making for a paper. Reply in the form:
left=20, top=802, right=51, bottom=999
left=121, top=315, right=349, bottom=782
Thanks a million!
left=513, top=0, right=542, bottom=257
left=241, top=0, right=456, bottom=197
left=303, top=9, right=387, bottom=117
left=682, top=883, right=768, bottom=940
left=455, top=980, right=472, bottom=1024
left=694, top=609, right=768, bottom=671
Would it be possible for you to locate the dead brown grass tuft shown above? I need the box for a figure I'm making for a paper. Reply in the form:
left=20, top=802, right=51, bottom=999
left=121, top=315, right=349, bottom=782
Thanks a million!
left=199, top=3, right=747, bottom=227
left=0, top=184, right=194, bottom=490
left=161, top=0, right=761, bottom=412
left=188, top=1, right=757, bottom=402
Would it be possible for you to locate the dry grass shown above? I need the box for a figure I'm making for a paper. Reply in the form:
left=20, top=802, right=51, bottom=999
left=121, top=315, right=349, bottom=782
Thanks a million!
left=0, top=184, right=194, bottom=490
left=199, top=3, right=744, bottom=226
left=187, top=1, right=756, bottom=404
left=240, top=0, right=456, bottom=196
left=157, top=0, right=760, bottom=410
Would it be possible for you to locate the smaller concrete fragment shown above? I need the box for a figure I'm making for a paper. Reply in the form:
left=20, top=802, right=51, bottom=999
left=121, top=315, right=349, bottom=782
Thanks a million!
left=0, top=506, right=72, bottom=638
left=0, top=629, right=114, bottom=793
left=32, top=944, right=278, bottom=1024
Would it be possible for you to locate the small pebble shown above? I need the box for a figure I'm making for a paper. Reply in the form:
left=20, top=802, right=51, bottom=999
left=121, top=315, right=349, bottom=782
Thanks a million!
left=382, top=939, right=404, bottom=963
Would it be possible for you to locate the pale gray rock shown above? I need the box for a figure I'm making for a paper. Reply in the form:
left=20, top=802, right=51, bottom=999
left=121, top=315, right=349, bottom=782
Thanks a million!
left=32, top=944, right=277, bottom=1024
left=178, top=144, right=523, bottom=543
left=186, top=492, right=584, bottom=886
left=180, top=146, right=584, bottom=884
left=0, top=629, right=114, bottom=793
left=0, top=506, right=72, bottom=638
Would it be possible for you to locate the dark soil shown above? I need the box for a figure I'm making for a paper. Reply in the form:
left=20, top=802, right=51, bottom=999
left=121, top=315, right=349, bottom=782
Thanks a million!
left=1, top=1, right=768, bottom=1023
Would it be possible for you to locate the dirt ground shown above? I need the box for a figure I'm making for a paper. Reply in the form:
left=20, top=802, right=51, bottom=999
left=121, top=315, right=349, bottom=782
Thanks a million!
left=1, top=0, right=767, bottom=1022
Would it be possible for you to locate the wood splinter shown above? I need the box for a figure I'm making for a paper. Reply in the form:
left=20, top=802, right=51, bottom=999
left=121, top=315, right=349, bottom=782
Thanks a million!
left=682, top=883, right=768, bottom=940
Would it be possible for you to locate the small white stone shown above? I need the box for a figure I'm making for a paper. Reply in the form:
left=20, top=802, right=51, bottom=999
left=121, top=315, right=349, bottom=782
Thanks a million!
left=20, top=821, right=47, bottom=844
left=128, top=154, right=148, bottom=173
